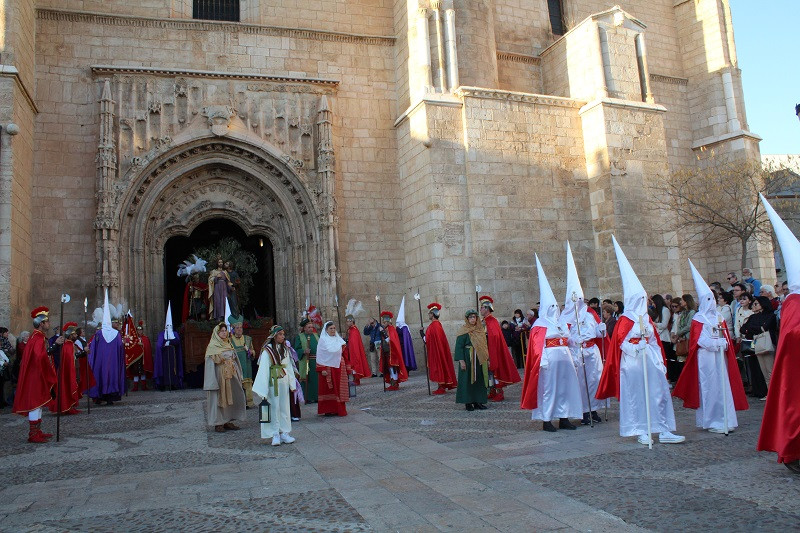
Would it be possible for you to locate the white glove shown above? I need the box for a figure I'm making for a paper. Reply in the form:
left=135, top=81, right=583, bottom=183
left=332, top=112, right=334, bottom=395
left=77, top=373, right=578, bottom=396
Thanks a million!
left=716, top=337, right=728, bottom=351
left=597, top=323, right=607, bottom=335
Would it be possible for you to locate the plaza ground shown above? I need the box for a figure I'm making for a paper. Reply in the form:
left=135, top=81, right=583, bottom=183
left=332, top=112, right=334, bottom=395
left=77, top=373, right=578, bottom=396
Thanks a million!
left=1, top=372, right=798, bottom=532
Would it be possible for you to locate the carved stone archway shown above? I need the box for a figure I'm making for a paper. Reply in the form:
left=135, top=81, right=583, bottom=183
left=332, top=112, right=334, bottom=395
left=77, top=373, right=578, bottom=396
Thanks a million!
left=112, top=135, right=333, bottom=334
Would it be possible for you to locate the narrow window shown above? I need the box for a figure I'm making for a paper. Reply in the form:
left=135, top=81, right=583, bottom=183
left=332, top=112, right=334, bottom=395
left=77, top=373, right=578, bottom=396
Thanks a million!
left=548, top=0, right=565, bottom=36
left=193, top=0, right=240, bottom=22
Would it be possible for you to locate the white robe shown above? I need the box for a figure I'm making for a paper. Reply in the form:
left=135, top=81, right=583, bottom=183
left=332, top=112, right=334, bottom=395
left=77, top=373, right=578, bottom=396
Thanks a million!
left=619, top=322, right=677, bottom=437
left=253, top=345, right=296, bottom=439
left=530, top=323, right=584, bottom=422
left=695, top=322, right=738, bottom=430
left=567, top=314, right=605, bottom=412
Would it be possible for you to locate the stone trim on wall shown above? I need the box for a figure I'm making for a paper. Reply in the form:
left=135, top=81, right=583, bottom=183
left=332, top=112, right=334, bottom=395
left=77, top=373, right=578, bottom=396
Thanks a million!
left=37, top=8, right=396, bottom=46
left=91, top=65, right=339, bottom=87
left=455, top=87, right=583, bottom=109
left=650, top=73, right=688, bottom=86
left=496, top=51, right=541, bottom=65
left=0, top=65, right=38, bottom=114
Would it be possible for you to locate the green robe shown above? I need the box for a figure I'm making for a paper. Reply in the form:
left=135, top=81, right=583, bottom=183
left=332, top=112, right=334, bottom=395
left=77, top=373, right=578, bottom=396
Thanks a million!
left=454, top=333, right=488, bottom=404
left=294, top=332, right=319, bottom=403
left=230, top=334, right=253, bottom=381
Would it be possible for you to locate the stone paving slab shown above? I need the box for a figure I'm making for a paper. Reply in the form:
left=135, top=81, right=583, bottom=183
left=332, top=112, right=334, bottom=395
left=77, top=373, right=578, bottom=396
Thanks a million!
left=1, top=372, right=798, bottom=532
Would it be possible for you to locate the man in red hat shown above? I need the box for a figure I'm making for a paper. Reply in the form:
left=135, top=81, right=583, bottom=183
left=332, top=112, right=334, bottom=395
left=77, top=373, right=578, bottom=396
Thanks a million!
left=49, top=322, right=82, bottom=415
left=379, top=311, right=407, bottom=390
left=423, top=303, right=456, bottom=394
left=479, top=296, right=521, bottom=401
left=13, top=307, right=59, bottom=442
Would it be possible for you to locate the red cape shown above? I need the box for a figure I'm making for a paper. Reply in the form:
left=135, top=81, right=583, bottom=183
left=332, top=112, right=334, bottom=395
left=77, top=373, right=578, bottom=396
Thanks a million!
left=485, top=315, right=521, bottom=386
left=596, top=316, right=667, bottom=400
left=13, top=330, right=57, bottom=415
left=50, top=340, right=80, bottom=413
left=758, top=293, right=800, bottom=463
left=141, top=334, right=154, bottom=376
left=672, top=320, right=748, bottom=411
left=383, top=325, right=408, bottom=383
left=520, top=326, right=547, bottom=410
left=426, top=320, right=456, bottom=386
left=182, top=280, right=209, bottom=323
left=344, top=325, right=371, bottom=379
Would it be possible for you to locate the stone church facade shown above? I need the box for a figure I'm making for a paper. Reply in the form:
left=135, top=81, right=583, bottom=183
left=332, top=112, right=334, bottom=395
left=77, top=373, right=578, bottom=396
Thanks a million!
left=0, top=0, right=768, bottom=337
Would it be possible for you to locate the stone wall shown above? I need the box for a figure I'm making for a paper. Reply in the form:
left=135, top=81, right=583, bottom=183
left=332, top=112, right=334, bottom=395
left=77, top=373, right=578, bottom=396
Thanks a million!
left=32, top=8, right=404, bottom=327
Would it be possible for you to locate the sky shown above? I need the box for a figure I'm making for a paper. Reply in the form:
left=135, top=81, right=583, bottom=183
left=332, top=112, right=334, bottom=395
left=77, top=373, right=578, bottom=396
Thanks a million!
left=729, top=0, right=799, bottom=155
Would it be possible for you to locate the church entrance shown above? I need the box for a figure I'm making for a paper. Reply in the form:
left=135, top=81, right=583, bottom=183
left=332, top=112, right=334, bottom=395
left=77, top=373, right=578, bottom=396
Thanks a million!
left=164, top=217, right=276, bottom=328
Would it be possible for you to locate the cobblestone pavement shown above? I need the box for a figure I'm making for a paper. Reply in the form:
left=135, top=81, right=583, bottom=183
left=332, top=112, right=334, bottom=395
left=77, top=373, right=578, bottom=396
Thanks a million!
left=1, top=371, right=798, bottom=532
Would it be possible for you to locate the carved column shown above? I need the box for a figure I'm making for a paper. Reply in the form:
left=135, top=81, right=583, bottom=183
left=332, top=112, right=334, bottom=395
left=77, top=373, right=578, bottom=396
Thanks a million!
left=415, top=7, right=433, bottom=98
left=442, top=0, right=459, bottom=91
left=431, top=1, right=447, bottom=93
left=95, top=78, right=120, bottom=297
left=316, top=96, right=338, bottom=317
left=635, top=33, right=654, bottom=103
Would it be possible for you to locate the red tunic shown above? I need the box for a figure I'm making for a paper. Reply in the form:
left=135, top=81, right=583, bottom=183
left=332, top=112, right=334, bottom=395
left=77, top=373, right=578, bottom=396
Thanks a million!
left=344, top=325, right=370, bottom=380
left=425, top=320, right=456, bottom=386
left=520, top=326, right=547, bottom=410
left=672, top=320, right=748, bottom=411
left=382, top=325, right=408, bottom=384
left=757, top=294, right=800, bottom=463
left=12, top=330, right=57, bottom=415
left=141, top=334, right=154, bottom=376
left=317, top=358, right=349, bottom=416
left=484, top=315, right=521, bottom=386
left=78, top=338, right=97, bottom=395
left=596, top=316, right=667, bottom=400
left=50, top=340, right=80, bottom=413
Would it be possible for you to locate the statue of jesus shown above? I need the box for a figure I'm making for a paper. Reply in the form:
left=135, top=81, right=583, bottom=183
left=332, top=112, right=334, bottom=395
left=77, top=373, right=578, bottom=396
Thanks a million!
left=208, top=258, right=232, bottom=322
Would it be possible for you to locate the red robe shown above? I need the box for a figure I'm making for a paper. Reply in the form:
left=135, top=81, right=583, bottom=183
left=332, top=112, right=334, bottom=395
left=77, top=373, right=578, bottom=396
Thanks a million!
left=484, top=315, right=521, bottom=386
left=596, top=316, right=667, bottom=400
left=758, top=293, right=800, bottom=463
left=344, top=325, right=370, bottom=380
left=382, top=325, right=408, bottom=384
left=78, top=338, right=97, bottom=395
left=317, top=357, right=349, bottom=416
left=141, top=334, right=154, bottom=376
left=520, top=326, right=547, bottom=410
left=12, top=330, right=57, bottom=415
left=50, top=340, right=80, bottom=413
left=426, top=320, right=456, bottom=386
left=672, top=320, right=748, bottom=411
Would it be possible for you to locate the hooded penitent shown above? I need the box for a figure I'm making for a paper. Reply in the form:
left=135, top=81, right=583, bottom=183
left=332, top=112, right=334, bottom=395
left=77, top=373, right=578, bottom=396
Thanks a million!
left=154, top=302, right=184, bottom=389
left=88, top=288, right=126, bottom=400
left=612, top=235, right=649, bottom=324
left=757, top=194, right=800, bottom=466
left=672, top=259, right=748, bottom=414
left=395, top=296, right=417, bottom=370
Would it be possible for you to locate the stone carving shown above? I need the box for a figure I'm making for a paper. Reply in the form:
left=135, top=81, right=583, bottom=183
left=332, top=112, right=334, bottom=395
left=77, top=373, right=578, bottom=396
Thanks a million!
left=201, top=105, right=236, bottom=136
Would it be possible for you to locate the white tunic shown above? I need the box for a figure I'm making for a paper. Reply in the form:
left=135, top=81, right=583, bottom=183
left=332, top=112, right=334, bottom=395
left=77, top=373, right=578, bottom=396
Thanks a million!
left=530, top=322, right=584, bottom=422
left=694, top=322, right=738, bottom=430
left=253, top=344, right=296, bottom=439
left=619, top=321, right=677, bottom=437
left=567, top=314, right=605, bottom=412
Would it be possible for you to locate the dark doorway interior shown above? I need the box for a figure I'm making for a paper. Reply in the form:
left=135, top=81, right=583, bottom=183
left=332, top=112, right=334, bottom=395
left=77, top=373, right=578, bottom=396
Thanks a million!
left=163, top=217, right=275, bottom=329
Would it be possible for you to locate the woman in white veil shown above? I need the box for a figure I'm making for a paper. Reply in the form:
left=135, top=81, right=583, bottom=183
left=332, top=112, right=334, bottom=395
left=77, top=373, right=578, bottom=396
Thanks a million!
left=316, top=321, right=350, bottom=417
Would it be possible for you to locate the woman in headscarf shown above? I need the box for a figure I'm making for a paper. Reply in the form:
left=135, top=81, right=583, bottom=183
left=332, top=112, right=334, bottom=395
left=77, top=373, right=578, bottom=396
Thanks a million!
left=203, top=322, right=246, bottom=432
left=454, top=310, right=489, bottom=411
left=252, top=325, right=297, bottom=446
left=316, top=321, right=349, bottom=417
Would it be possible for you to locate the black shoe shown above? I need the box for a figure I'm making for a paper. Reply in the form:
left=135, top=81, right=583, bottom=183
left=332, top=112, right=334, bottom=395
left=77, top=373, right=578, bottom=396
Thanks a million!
left=475, top=403, right=487, bottom=410
left=581, top=413, right=591, bottom=425
left=559, top=418, right=577, bottom=430
left=465, top=403, right=475, bottom=411
left=591, top=411, right=602, bottom=423
left=786, top=460, right=800, bottom=474
left=371, top=373, right=378, bottom=378
left=543, top=421, right=557, bottom=432
left=105, top=401, right=114, bottom=406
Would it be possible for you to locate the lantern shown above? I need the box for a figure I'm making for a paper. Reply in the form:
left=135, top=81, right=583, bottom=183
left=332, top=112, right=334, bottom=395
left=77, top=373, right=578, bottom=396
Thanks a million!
left=348, top=380, right=357, bottom=398
left=259, top=397, right=271, bottom=425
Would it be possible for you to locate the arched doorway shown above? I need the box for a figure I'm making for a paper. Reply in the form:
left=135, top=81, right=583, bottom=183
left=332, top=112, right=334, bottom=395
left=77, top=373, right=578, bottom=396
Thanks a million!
left=105, top=133, right=339, bottom=339
left=164, top=218, right=276, bottom=328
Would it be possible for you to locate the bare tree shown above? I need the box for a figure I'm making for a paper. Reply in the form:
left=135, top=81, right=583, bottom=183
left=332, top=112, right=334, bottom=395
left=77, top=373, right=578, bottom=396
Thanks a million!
left=653, top=156, right=799, bottom=270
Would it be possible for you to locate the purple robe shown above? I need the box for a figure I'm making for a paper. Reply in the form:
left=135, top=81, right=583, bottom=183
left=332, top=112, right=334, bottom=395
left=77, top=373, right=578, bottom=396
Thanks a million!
left=398, top=325, right=418, bottom=371
left=211, top=272, right=228, bottom=321
left=88, top=332, right=126, bottom=399
left=154, top=332, right=184, bottom=389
